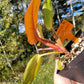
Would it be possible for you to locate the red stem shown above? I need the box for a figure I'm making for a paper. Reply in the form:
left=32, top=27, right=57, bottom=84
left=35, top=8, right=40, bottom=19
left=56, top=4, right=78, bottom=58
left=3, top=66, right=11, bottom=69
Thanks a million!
left=38, top=47, right=58, bottom=51
left=32, top=6, right=67, bottom=53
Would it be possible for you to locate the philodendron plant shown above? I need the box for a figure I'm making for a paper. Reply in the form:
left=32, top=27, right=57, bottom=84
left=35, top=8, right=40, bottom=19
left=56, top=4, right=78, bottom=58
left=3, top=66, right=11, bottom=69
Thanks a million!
left=23, top=0, right=79, bottom=84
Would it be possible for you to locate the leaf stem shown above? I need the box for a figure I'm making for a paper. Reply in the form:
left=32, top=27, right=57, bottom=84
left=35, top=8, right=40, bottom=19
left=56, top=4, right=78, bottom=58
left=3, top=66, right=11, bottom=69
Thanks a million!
left=40, top=51, right=62, bottom=57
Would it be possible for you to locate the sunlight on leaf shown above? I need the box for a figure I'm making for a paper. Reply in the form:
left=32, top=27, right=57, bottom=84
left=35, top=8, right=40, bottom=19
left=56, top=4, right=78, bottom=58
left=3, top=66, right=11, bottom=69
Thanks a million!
left=24, top=0, right=41, bottom=45
left=42, top=0, right=54, bottom=30
left=23, top=54, right=41, bottom=84
left=37, top=23, right=44, bottom=38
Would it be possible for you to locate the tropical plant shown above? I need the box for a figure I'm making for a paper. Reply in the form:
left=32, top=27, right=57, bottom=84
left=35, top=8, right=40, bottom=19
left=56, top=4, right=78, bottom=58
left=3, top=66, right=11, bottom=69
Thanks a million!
left=23, top=0, right=79, bottom=84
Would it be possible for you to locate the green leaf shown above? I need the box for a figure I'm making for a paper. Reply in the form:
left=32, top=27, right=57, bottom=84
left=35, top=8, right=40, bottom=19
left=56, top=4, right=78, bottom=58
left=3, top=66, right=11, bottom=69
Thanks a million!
left=23, top=54, right=41, bottom=84
left=57, top=60, right=64, bottom=70
left=42, top=0, right=54, bottom=30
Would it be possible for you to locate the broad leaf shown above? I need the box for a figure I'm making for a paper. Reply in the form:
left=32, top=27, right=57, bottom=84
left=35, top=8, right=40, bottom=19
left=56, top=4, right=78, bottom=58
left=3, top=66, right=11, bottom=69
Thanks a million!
left=42, top=0, right=54, bottom=30
left=24, top=0, right=41, bottom=45
left=23, top=54, right=41, bottom=84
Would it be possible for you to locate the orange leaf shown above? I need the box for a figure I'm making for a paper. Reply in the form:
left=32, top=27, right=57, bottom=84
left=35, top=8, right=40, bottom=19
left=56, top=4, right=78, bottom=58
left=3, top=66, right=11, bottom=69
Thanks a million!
left=24, top=1, right=68, bottom=53
left=54, top=20, right=79, bottom=43
left=24, top=0, right=41, bottom=45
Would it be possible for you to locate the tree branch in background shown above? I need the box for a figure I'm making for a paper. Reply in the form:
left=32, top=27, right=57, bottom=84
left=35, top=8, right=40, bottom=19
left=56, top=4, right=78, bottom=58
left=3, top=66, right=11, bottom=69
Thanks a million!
left=55, top=0, right=61, bottom=25
left=0, top=40, right=14, bottom=72
left=70, top=0, right=76, bottom=33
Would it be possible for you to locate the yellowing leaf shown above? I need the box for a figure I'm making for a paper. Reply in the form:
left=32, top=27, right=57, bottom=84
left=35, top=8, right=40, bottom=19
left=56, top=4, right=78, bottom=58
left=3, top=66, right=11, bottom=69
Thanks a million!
left=54, top=20, right=79, bottom=43
left=37, top=23, right=44, bottom=38
left=42, top=0, right=54, bottom=30
left=24, top=0, right=41, bottom=45
left=57, top=60, right=64, bottom=70
left=23, top=54, right=41, bottom=84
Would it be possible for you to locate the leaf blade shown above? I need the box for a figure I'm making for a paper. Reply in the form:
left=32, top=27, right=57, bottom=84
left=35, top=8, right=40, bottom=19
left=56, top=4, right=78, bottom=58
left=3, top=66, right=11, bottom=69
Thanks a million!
left=42, top=0, right=54, bottom=30
left=24, top=0, right=41, bottom=45
left=37, top=23, right=44, bottom=38
left=23, top=54, right=41, bottom=84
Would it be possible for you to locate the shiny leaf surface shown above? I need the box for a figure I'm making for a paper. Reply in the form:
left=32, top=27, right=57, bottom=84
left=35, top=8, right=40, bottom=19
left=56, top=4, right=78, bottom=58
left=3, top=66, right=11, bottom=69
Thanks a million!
left=24, top=0, right=41, bottom=45
left=23, top=54, right=41, bottom=84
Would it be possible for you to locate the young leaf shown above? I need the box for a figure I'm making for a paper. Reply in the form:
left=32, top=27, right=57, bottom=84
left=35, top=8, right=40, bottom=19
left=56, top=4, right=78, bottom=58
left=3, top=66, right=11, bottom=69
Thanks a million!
left=57, top=60, right=64, bottom=70
left=42, top=0, right=54, bottom=30
left=24, top=0, right=41, bottom=45
left=23, top=54, right=41, bottom=84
